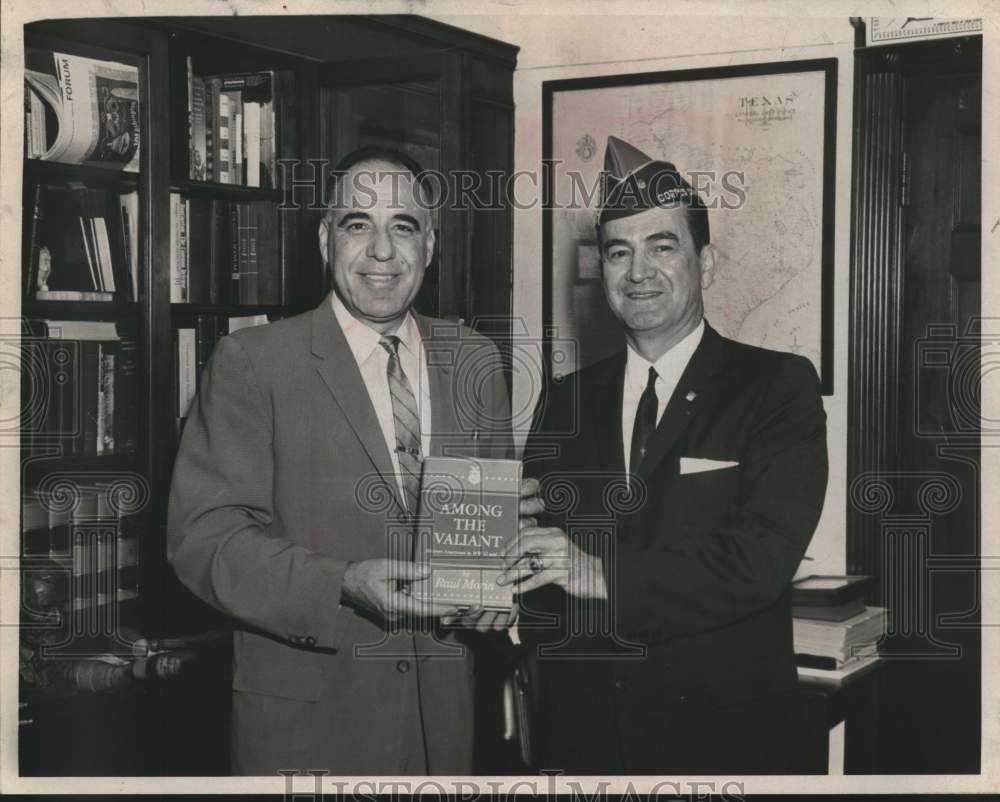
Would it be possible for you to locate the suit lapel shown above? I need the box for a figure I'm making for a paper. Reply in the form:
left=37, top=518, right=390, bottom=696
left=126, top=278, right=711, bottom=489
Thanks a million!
left=310, top=297, right=404, bottom=512
left=635, top=322, right=729, bottom=481
left=415, top=314, right=455, bottom=458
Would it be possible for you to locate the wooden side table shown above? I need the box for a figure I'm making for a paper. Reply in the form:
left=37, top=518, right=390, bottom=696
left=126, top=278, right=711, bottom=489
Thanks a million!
left=798, top=660, right=883, bottom=773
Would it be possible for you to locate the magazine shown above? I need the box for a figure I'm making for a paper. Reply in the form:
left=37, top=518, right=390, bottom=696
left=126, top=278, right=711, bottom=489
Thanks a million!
left=24, top=51, right=140, bottom=172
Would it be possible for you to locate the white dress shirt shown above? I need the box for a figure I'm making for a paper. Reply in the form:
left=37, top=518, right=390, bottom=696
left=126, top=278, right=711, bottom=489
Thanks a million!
left=621, top=319, right=704, bottom=476
left=331, top=292, right=432, bottom=505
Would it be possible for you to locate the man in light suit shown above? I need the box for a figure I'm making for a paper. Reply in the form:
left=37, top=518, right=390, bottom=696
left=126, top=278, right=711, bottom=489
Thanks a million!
left=503, top=136, right=828, bottom=774
left=168, top=147, right=533, bottom=775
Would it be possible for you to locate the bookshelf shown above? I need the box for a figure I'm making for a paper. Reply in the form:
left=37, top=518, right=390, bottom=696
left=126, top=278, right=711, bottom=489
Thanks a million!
left=20, top=14, right=516, bottom=776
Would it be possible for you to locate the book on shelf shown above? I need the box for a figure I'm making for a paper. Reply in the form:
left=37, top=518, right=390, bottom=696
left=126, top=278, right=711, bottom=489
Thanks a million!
left=171, top=194, right=281, bottom=305
left=26, top=183, right=135, bottom=302
left=26, top=319, right=119, bottom=340
left=173, top=314, right=271, bottom=433
left=226, top=314, right=271, bottom=332
left=170, top=192, right=188, bottom=302
left=410, top=457, right=522, bottom=612
left=175, top=327, right=197, bottom=419
left=21, top=323, right=138, bottom=456
left=24, top=48, right=140, bottom=172
left=120, top=189, right=140, bottom=298
left=186, top=61, right=276, bottom=187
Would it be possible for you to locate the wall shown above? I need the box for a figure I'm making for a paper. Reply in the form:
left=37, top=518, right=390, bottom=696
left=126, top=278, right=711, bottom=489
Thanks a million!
left=432, top=12, right=855, bottom=573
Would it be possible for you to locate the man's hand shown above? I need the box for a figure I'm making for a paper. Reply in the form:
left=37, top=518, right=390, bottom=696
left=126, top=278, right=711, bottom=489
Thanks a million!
left=443, top=602, right=519, bottom=633
left=341, top=558, right=461, bottom=623
left=498, top=527, right=608, bottom=599
left=442, top=480, right=542, bottom=634
left=518, top=477, right=545, bottom=531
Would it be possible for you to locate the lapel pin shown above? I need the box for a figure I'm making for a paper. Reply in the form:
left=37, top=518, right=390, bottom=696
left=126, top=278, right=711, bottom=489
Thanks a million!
left=685, top=391, right=697, bottom=402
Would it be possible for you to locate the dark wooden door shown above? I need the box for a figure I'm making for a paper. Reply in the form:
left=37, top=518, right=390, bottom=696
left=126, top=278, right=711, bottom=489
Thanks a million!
left=849, top=38, right=981, bottom=773
left=882, top=64, right=981, bottom=773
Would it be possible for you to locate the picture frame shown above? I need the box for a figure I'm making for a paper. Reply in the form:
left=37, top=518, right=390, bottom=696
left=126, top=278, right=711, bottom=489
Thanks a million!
left=542, top=58, right=837, bottom=393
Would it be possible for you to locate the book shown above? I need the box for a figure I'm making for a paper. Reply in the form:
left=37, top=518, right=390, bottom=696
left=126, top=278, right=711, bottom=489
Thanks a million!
left=793, top=605, right=887, bottom=663
left=119, top=189, right=139, bottom=300
left=194, top=315, right=221, bottom=387
left=206, top=77, right=220, bottom=180
left=188, top=59, right=208, bottom=181
left=256, top=201, right=280, bottom=304
left=797, top=654, right=880, bottom=685
left=80, top=340, right=102, bottom=454
left=28, top=319, right=119, bottom=340
left=186, top=198, right=213, bottom=303
left=793, top=597, right=866, bottom=622
left=113, top=338, right=139, bottom=454
left=411, top=457, right=522, bottom=612
left=24, top=183, right=45, bottom=297
left=226, top=314, right=269, bottom=333
left=792, top=574, right=873, bottom=606
left=237, top=202, right=254, bottom=303
left=244, top=99, right=261, bottom=187
left=170, top=192, right=188, bottom=302
left=175, top=327, right=197, bottom=418
left=98, top=345, right=115, bottom=454
left=216, top=90, right=232, bottom=184
left=24, top=50, right=140, bottom=172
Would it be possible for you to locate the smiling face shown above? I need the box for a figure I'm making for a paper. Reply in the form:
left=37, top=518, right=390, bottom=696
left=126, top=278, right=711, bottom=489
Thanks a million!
left=318, top=159, right=435, bottom=333
left=600, top=204, right=717, bottom=358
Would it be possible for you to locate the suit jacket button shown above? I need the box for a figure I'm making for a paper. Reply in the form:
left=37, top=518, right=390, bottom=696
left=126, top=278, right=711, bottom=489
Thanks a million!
left=614, top=678, right=626, bottom=691
left=396, top=660, right=411, bottom=673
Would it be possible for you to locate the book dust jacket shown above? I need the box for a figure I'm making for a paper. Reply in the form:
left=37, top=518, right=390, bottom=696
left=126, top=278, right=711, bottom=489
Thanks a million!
left=411, top=456, right=521, bottom=611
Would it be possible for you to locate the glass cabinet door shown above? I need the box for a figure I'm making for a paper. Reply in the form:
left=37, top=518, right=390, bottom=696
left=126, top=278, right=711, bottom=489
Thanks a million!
left=315, top=53, right=468, bottom=321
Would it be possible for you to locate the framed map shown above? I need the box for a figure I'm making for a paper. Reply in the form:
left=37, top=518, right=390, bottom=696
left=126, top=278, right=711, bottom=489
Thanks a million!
left=542, top=59, right=837, bottom=393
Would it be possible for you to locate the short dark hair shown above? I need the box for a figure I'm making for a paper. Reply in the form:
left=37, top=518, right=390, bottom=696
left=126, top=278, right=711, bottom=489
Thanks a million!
left=328, top=146, right=432, bottom=208
left=597, top=198, right=711, bottom=255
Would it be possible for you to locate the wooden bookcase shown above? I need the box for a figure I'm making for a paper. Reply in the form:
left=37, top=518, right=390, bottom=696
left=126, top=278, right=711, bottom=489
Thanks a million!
left=19, top=14, right=517, bottom=776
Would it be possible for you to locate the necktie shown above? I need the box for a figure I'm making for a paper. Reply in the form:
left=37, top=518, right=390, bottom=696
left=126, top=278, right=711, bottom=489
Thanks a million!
left=380, top=335, right=424, bottom=515
left=630, top=366, right=658, bottom=475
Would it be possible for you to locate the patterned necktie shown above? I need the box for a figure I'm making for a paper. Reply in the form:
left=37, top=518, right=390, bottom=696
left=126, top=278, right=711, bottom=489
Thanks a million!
left=630, top=366, right=659, bottom=475
left=379, top=335, right=423, bottom=515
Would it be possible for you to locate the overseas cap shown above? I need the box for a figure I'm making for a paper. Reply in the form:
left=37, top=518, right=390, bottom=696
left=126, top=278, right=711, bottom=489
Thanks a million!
left=598, top=135, right=697, bottom=228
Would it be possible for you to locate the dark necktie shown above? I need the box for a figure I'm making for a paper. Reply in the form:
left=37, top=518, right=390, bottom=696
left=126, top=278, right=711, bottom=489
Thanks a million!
left=379, top=335, right=423, bottom=515
left=630, top=366, right=659, bottom=474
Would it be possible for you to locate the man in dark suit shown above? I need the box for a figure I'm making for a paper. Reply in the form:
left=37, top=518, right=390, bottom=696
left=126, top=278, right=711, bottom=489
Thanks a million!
left=502, top=136, right=828, bottom=774
left=168, top=147, right=533, bottom=775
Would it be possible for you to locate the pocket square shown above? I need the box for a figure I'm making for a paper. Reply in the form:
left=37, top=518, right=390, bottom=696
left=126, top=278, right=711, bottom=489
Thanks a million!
left=680, top=457, right=740, bottom=475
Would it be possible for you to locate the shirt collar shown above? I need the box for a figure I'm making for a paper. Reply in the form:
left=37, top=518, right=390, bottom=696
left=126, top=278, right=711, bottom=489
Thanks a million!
left=330, top=291, right=422, bottom=364
left=625, top=319, right=705, bottom=388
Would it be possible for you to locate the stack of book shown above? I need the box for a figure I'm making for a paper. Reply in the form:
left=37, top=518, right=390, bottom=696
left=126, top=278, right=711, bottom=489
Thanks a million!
left=22, top=484, right=140, bottom=614
left=792, top=575, right=884, bottom=684
left=186, top=59, right=276, bottom=187
left=22, top=320, right=139, bottom=456
left=25, top=184, right=138, bottom=302
left=169, top=194, right=281, bottom=305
